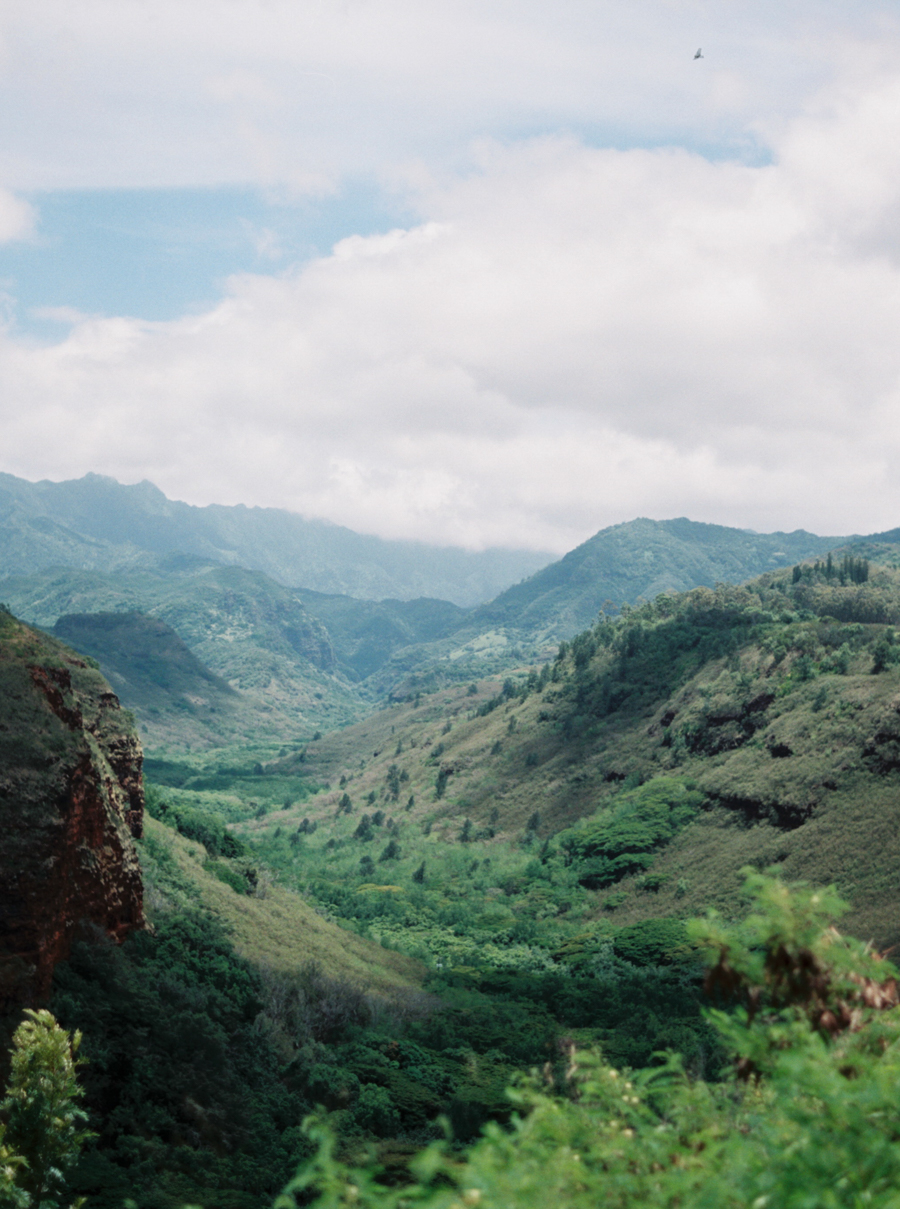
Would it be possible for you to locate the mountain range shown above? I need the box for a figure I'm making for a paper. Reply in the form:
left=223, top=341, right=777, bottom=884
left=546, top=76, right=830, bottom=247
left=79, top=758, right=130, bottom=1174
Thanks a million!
left=0, top=471, right=551, bottom=606
left=0, top=470, right=888, bottom=752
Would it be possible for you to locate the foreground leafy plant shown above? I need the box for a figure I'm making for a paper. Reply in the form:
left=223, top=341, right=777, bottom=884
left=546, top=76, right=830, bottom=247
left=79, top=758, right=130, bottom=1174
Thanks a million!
left=1, top=1010, right=91, bottom=1209
left=278, top=872, right=900, bottom=1209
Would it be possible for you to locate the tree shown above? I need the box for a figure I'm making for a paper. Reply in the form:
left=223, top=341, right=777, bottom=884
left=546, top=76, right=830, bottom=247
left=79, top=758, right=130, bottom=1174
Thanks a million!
left=1, top=1010, right=92, bottom=1208
left=353, top=815, right=374, bottom=842
left=385, top=765, right=401, bottom=800
left=0, top=1125, right=28, bottom=1209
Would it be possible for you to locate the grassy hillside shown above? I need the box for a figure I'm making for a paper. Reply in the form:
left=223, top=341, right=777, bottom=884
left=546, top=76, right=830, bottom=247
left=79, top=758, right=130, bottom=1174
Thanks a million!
left=141, top=816, right=424, bottom=994
left=245, top=554, right=900, bottom=954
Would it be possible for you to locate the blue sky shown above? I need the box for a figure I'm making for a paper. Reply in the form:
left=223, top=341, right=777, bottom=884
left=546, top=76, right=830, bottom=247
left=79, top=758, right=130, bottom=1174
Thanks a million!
left=0, top=184, right=414, bottom=336
left=0, top=1, right=899, bottom=551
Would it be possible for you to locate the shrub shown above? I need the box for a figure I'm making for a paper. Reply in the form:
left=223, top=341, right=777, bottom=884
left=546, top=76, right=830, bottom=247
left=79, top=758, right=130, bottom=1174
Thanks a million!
left=559, top=777, right=704, bottom=889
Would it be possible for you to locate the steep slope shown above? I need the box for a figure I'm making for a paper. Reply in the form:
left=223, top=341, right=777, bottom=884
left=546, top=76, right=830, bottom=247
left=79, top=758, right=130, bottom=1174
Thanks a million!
left=0, top=610, right=145, bottom=1005
left=0, top=472, right=552, bottom=606
left=140, top=816, right=424, bottom=994
left=43, top=797, right=427, bottom=1208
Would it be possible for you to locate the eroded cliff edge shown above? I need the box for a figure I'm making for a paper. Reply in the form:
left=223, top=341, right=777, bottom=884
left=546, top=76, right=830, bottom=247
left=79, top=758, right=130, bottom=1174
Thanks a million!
left=0, top=608, right=145, bottom=1005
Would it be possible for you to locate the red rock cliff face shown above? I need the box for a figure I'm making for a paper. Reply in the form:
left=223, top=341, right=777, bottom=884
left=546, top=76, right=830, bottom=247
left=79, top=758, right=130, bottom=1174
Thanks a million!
left=0, top=611, right=145, bottom=1005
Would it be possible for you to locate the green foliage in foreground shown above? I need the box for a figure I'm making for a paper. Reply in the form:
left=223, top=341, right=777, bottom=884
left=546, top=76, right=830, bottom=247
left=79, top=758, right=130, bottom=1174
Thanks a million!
left=0, top=1009, right=91, bottom=1209
left=279, top=874, right=900, bottom=1209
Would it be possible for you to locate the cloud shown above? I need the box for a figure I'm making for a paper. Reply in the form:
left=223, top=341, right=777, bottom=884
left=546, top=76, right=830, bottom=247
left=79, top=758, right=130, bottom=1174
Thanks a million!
left=0, top=188, right=33, bottom=243
left=0, top=0, right=889, bottom=190
left=3, top=39, right=900, bottom=550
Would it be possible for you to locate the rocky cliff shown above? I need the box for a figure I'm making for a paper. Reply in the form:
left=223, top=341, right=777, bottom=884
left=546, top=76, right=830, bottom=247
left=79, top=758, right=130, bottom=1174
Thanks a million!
left=0, top=608, right=145, bottom=1005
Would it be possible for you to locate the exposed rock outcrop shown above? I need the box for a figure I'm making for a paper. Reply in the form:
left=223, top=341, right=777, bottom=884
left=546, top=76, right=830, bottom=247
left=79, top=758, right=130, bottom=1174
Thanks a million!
left=0, top=609, right=145, bottom=1005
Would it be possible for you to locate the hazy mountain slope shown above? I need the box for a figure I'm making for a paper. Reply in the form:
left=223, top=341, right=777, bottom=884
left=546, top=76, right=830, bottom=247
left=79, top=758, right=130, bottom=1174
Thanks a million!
left=323, top=520, right=862, bottom=692
left=4, top=563, right=365, bottom=743
left=54, top=610, right=233, bottom=704
left=294, top=588, right=466, bottom=680
left=469, top=517, right=847, bottom=639
left=0, top=472, right=552, bottom=606
left=259, top=556, right=900, bottom=951
left=50, top=611, right=306, bottom=753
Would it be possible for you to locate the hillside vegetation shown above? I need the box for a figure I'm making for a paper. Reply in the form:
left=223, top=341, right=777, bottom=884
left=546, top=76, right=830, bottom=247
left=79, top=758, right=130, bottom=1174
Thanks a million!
left=284, top=873, right=900, bottom=1209
left=249, top=555, right=900, bottom=959
left=44, top=812, right=430, bottom=1209
left=466, top=516, right=844, bottom=639
left=3, top=563, right=367, bottom=744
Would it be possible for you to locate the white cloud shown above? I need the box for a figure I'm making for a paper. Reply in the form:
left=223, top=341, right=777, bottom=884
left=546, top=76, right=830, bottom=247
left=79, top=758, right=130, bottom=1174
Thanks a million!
left=3, top=18, right=900, bottom=550
left=0, top=0, right=889, bottom=189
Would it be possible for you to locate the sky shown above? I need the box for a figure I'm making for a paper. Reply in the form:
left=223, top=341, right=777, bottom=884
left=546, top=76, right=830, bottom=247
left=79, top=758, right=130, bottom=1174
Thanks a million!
left=1, top=1, right=900, bottom=553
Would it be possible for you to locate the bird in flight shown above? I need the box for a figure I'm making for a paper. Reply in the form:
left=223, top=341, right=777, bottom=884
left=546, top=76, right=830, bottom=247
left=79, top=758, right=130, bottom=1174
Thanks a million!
left=694, top=47, right=703, bottom=59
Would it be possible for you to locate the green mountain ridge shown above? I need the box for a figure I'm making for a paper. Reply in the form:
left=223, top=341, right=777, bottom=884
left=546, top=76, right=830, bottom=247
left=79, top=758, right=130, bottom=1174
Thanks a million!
left=464, top=516, right=848, bottom=639
left=4, top=514, right=876, bottom=702
left=313, top=519, right=873, bottom=697
left=4, top=494, right=897, bottom=778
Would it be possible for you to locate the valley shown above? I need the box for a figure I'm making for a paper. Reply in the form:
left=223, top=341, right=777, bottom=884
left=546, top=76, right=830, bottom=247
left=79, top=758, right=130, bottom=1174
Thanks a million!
left=5, top=474, right=900, bottom=1208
